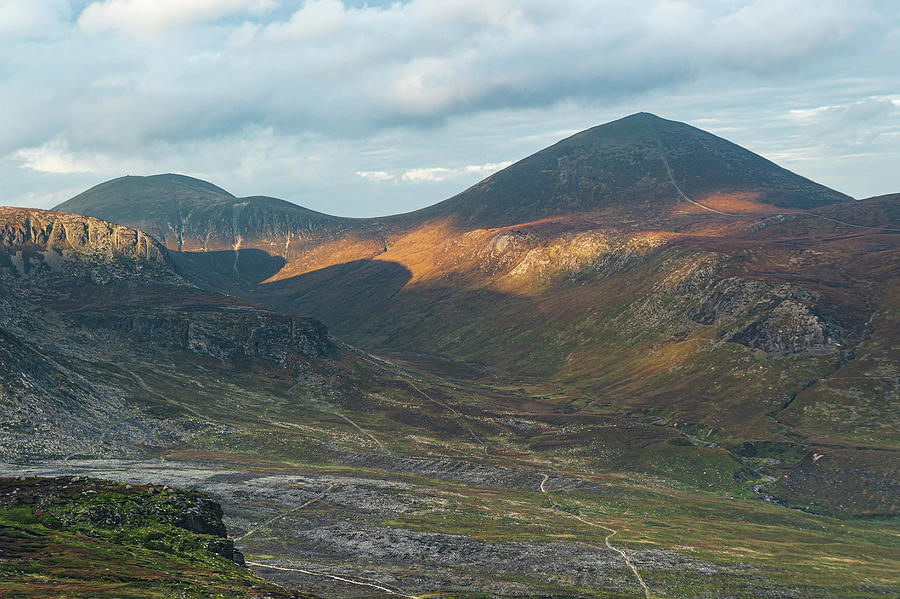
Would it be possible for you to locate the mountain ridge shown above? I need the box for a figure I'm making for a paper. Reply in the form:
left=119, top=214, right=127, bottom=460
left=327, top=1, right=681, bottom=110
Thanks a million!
left=54, top=113, right=855, bottom=240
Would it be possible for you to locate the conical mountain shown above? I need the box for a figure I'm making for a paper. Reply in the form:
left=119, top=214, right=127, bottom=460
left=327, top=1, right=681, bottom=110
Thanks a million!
left=412, top=112, right=852, bottom=228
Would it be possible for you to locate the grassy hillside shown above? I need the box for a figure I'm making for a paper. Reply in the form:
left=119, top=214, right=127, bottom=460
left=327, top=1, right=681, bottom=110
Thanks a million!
left=0, top=476, right=305, bottom=599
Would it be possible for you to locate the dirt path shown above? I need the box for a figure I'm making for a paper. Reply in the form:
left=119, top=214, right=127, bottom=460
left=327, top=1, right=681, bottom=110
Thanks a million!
left=538, top=473, right=555, bottom=507
left=653, top=123, right=900, bottom=232
left=245, top=561, right=421, bottom=599
left=285, top=378, right=390, bottom=454
left=802, top=212, right=900, bottom=233
left=124, top=366, right=204, bottom=419
left=404, top=379, right=489, bottom=455
left=331, top=411, right=390, bottom=454
left=539, top=474, right=653, bottom=599
left=337, top=340, right=489, bottom=455
left=652, top=128, right=740, bottom=217
left=235, top=484, right=334, bottom=542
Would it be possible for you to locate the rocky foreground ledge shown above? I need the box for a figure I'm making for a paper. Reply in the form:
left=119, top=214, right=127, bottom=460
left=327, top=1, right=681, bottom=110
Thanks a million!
left=0, top=475, right=308, bottom=599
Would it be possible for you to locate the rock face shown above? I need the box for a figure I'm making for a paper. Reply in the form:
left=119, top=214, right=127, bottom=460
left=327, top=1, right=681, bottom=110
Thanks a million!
left=688, top=277, right=850, bottom=355
left=0, top=206, right=168, bottom=265
left=73, top=307, right=330, bottom=363
left=0, top=206, right=332, bottom=362
left=727, top=300, right=845, bottom=355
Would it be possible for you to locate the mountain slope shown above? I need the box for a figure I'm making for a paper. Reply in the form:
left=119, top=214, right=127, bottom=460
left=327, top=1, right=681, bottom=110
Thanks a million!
left=0, top=207, right=340, bottom=459
left=46, top=115, right=899, bottom=519
left=7, top=119, right=900, bottom=597
left=411, top=113, right=851, bottom=228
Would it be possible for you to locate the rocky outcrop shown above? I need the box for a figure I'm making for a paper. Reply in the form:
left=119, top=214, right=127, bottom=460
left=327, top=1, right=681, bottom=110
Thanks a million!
left=73, top=307, right=331, bottom=362
left=0, top=207, right=332, bottom=364
left=727, top=300, right=846, bottom=354
left=0, top=207, right=181, bottom=289
left=0, top=476, right=244, bottom=564
left=689, top=277, right=850, bottom=355
left=0, top=207, right=167, bottom=264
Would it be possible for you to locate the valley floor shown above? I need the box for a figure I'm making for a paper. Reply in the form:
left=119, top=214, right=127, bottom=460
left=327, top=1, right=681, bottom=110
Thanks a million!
left=3, top=457, right=896, bottom=599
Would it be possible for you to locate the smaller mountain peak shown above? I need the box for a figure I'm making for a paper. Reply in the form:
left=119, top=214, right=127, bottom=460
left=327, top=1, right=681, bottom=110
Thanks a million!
left=113, top=173, right=235, bottom=198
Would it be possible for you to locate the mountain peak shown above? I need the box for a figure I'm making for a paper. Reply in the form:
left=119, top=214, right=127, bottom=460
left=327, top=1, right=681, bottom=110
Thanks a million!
left=54, top=173, right=235, bottom=224
left=53, top=172, right=353, bottom=253
left=623, top=111, right=663, bottom=120
left=126, top=173, right=235, bottom=197
left=412, top=113, right=852, bottom=227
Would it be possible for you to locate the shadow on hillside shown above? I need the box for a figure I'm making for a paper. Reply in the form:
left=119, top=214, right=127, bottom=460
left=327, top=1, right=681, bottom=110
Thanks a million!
left=254, top=260, right=549, bottom=374
left=170, top=250, right=549, bottom=373
left=255, top=258, right=414, bottom=324
left=171, top=249, right=286, bottom=287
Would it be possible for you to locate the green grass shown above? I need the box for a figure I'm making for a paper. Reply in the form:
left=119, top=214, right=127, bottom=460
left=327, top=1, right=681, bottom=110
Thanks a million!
left=0, top=478, right=302, bottom=599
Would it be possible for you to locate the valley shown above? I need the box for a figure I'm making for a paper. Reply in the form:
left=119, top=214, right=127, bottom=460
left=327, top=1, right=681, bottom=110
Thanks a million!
left=1, top=113, right=897, bottom=598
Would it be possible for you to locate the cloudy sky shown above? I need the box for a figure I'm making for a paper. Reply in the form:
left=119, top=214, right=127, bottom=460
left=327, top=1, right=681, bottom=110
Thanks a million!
left=2, top=0, right=898, bottom=216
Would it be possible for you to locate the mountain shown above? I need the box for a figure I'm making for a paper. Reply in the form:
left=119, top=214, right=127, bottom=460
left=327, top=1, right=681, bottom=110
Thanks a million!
left=46, top=116, right=893, bottom=426
left=412, top=112, right=852, bottom=227
left=44, top=114, right=900, bottom=525
left=55, top=173, right=361, bottom=253
left=57, top=114, right=853, bottom=238
left=7, top=114, right=900, bottom=597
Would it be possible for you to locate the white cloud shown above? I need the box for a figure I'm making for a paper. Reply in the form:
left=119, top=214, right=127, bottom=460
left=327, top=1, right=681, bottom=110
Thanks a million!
left=15, top=138, right=98, bottom=174
left=356, top=170, right=395, bottom=182
left=463, top=161, right=514, bottom=176
left=14, top=137, right=150, bottom=175
left=2, top=1, right=899, bottom=212
left=78, top=0, right=275, bottom=35
left=357, top=161, right=514, bottom=184
left=3, top=0, right=887, bottom=154
left=0, top=0, right=70, bottom=38
left=401, top=167, right=451, bottom=183
left=786, top=97, right=900, bottom=147
left=790, top=97, right=899, bottom=123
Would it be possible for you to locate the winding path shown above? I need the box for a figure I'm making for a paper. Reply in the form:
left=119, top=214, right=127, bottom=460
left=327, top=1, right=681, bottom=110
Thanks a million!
left=404, top=379, right=489, bottom=455
left=652, top=123, right=900, bottom=232
left=245, top=561, right=421, bottom=599
left=124, top=366, right=204, bottom=418
left=652, top=126, right=741, bottom=217
left=539, top=474, right=653, bottom=599
left=331, top=411, right=390, bottom=454
left=336, top=339, right=489, bottom=455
